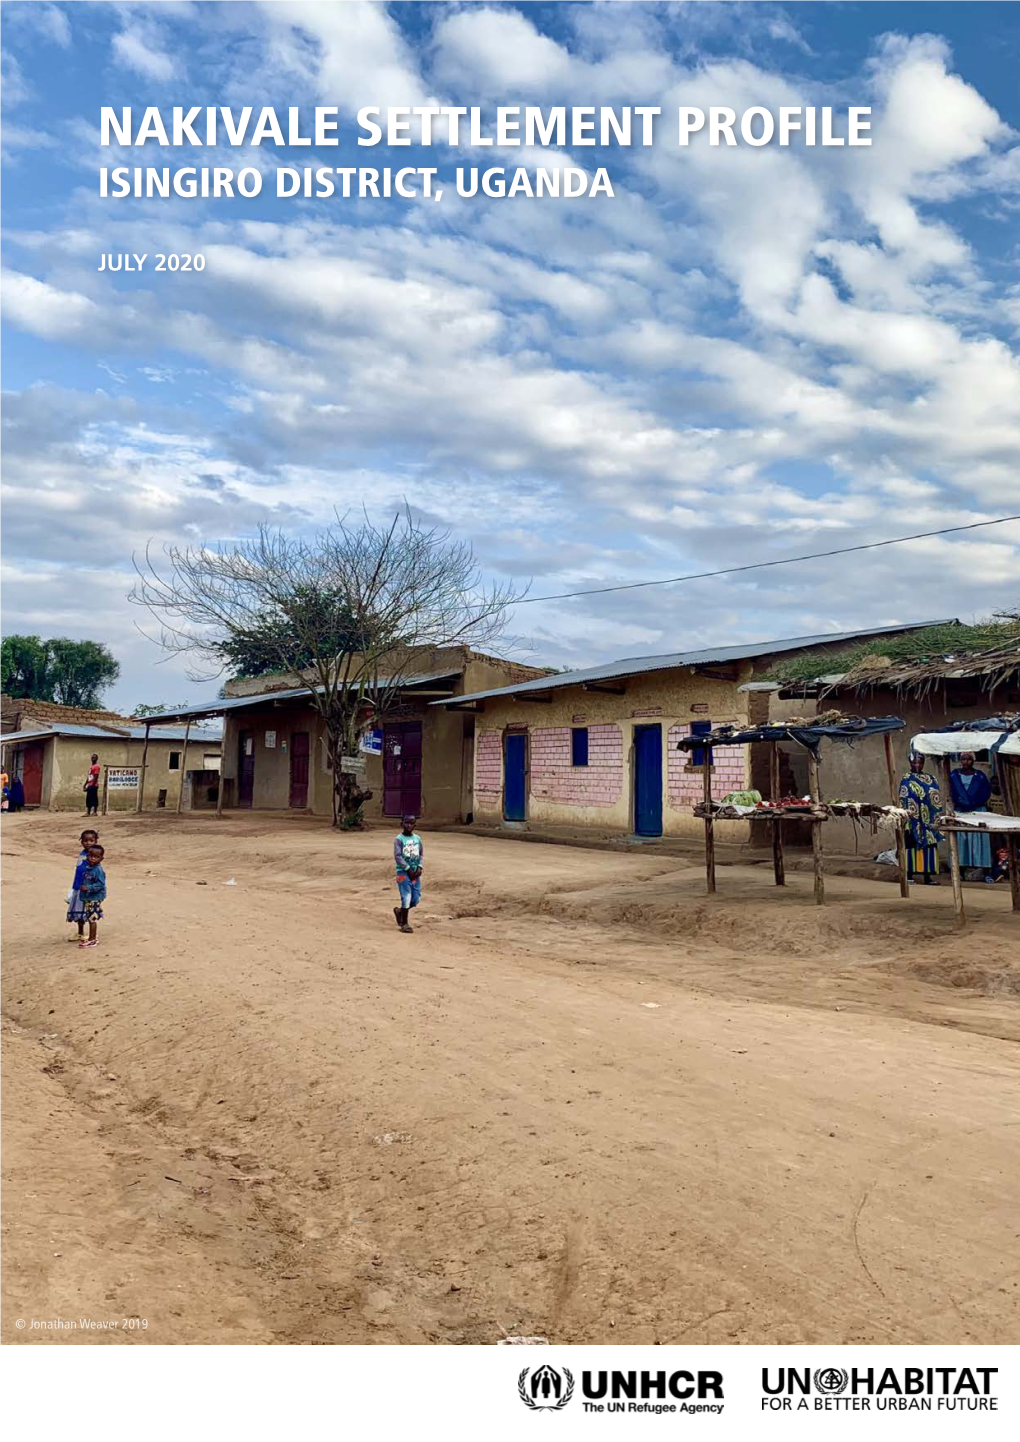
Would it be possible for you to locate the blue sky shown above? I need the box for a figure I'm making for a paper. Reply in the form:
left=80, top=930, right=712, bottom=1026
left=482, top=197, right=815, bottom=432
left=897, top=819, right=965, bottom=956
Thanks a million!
left=2, top=1, right=1019, bottom=711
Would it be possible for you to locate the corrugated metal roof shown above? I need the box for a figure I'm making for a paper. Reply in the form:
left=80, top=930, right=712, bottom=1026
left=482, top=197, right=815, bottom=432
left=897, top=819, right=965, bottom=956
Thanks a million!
left=2, top=723, right=128, bottom=742
left=133, top=669, right=465, bottom=724
left=433, top=621, right=955, bottom=707
left=2, top=723, right=221, bottom=744
left=130, top=726, right=222, bottom=743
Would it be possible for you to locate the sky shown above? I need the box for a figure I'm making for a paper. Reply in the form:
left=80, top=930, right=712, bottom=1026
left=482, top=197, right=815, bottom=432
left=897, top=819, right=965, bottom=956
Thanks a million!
left=2, top=0, right=1019, bottom=713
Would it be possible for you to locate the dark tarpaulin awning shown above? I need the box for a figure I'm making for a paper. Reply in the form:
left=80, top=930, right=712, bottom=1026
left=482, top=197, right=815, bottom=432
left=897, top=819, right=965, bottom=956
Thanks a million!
left=923, top=715, right=1020, bottom=735
left=675, top=715, right=906, bottom=754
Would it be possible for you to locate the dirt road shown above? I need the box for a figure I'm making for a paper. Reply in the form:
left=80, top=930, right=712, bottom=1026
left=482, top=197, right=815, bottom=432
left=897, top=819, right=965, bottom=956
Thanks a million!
left=3, top=812, right=1018, bottom=1344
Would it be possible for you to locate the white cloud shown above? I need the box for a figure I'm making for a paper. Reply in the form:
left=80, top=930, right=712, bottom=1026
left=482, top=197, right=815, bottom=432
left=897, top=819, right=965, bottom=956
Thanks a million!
left=2, top=270, right=100, bottom=338
left=2, top=3, right=71, bottom=48
left=2, top=4, right=1018, bottom=705
left=0, top=50, right=32, bottom=108
left=111, top=24, right=180, bottom=82
left=258, top=0, right=428, bottom=110
left=433, top=8, right=574, bottom=91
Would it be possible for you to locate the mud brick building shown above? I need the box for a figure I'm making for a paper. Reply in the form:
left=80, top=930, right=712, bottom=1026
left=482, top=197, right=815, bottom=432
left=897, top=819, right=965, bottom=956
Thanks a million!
left=1, top=696, right=220, bottom=811
left=140, top=647, right=550, bottom=824
left=434, top=622, right=946, bottom=841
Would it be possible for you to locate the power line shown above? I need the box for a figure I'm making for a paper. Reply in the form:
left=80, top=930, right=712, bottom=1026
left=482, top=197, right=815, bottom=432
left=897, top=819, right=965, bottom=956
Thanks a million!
left=514, top=514, right=1020, bottom=605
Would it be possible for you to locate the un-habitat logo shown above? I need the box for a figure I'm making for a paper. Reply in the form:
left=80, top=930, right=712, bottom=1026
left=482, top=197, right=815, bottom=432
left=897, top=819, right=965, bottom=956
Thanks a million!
left=519, top=1365, right=574, bottom=1410
left=761, top=1365, right=998, bottom=1414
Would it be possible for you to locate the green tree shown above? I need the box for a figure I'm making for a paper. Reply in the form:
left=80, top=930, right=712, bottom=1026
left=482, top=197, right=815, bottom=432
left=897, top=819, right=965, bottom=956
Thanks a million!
left=211, top=585, right=370, bottom=678
left=1, top=634, right=54, bottom=700
left=45, top=639, right=120, bottom=708
left=131, top=511, right=519, bottom=825
left=3, top=635, right=121, bottom=707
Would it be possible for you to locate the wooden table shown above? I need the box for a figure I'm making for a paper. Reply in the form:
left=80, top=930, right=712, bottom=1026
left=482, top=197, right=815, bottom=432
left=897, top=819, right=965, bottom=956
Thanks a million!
left=937, top=817, right=1020, bottom=924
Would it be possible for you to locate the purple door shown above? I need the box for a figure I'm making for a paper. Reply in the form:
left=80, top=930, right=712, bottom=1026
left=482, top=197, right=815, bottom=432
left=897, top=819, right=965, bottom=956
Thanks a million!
left=289, top=732, right=310, bottom=808
left=383, top=723, right=422, bottom=817
left=238, top=730, right=255, bottom=808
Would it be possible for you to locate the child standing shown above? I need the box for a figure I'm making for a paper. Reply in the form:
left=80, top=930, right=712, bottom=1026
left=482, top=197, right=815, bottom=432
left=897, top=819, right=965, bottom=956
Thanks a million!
left=78, top=843, right=106, bottom=948
left=393, top=814, right=423, bottom=934
left=67, top=828, right=98, bottom=940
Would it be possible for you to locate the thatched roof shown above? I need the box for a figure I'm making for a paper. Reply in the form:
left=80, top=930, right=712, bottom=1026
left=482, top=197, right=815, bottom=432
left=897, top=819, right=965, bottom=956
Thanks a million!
left=779, top=638, right=1020, bottom=699
left=769, top=618, right=1020, bottom=699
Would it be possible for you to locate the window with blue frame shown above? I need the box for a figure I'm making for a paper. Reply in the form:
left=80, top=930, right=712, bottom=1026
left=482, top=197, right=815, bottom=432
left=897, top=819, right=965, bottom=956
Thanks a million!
left=571, top=726, right=589, bottom=767
left=690, top=720, right=713, bottom=766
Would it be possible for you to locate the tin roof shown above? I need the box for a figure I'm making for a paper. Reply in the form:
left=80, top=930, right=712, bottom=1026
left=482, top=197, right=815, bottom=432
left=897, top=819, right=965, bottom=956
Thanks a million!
left=130, top=669, right=465, bottom=725
left=2, top=723, right=222, bottom=745
left=433, top=621, right=954, bottom=707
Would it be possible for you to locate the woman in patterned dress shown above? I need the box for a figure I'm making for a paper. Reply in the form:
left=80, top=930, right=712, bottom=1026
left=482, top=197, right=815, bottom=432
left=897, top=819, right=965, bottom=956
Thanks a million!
left=899, top=753, right=942, bottom=884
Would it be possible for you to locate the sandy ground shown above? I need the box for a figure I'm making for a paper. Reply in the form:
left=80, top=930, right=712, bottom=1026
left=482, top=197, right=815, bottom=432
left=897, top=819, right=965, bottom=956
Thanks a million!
left=2, top=810, right=1019, bottom=1346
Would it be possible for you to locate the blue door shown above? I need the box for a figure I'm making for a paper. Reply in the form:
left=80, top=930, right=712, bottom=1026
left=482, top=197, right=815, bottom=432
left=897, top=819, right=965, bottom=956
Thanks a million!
left=633, top=725, right=662, bottom=836
left=504, top=733, right=527, bottom=821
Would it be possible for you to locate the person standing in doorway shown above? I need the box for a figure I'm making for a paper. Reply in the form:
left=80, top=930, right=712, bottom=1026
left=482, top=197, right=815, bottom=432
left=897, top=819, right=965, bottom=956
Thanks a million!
left=84, top=753, right=101, bottom=816
left=393, top=814, right=423, bottom=934
left=898, top=753, right=942, bottom=884
left=949, top=752, right=994, bottom=881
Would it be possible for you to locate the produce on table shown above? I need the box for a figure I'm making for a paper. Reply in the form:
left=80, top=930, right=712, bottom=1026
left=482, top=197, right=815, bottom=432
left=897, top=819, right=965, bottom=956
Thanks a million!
left=720, top=790, right=762, bottom=806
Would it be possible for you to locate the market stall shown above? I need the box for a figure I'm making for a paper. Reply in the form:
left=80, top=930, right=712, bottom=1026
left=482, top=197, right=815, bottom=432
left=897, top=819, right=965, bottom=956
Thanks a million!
left=909, top=717, right=1020, bottom=925
left=676, top=715, right=908, bottom=904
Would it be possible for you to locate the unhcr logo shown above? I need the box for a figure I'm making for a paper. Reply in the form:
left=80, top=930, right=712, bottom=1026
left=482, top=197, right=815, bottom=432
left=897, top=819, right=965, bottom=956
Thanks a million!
left=516, top=1365, right=724, bottom=1417
left=518, top=1365, right=574, bottom=1410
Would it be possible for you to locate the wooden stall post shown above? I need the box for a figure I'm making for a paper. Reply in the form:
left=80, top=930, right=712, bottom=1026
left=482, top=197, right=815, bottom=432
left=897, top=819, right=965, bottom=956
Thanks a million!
left=806, top=749, right=825, bottom=906
left=101, top=766, right=110, bottom=816
left=941, top=757, right=965, bottom=929
left=1008, top=832, right=1020, bottom=914
left=883, top=733, right=910, bottom=899
left=216, top=752, right=225, bottom=817
left=702, top=754, right=716, bottom=894
left=770, top=741, right=785, bottom=887
left=135, top=720, right=151, bottom=813
left=175, top=718, right=192, bottom=815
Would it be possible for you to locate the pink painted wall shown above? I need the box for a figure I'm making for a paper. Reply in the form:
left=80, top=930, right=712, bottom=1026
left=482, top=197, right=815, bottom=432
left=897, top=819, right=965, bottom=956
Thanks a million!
left=530, top=724, right=623, bottom=807
left=667, top=723, right=746, bottom=810
left=475, top=730, right=502, bottom=800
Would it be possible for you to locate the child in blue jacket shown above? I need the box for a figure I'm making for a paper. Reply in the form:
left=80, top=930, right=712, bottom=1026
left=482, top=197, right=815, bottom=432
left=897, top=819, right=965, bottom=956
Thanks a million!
left=78, top=843, right=107, bottom=949
left=67, top=828, right=98, bottom=941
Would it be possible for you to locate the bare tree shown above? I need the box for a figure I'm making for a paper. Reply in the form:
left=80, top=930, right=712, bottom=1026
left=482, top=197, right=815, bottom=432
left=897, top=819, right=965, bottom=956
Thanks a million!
left=130, top=512, right=521, bottom=825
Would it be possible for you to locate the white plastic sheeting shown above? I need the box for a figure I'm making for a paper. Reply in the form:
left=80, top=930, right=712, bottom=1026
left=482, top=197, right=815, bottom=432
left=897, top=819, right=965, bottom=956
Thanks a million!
left=938, top=812, right=1020, bottom=831
left=910, top=731, right=1020, bottom=756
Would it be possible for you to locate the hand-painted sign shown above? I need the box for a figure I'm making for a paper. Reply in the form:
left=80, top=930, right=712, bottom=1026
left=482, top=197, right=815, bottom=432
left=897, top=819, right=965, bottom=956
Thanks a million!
left=106, top=767, right=140, bottom=789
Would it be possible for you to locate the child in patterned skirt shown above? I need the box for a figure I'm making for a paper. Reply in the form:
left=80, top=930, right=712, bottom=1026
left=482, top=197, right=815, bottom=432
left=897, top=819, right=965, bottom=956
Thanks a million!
left=67, top=828, right=99, bottom=939
left=78, top=843, right=107, bottom=948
